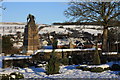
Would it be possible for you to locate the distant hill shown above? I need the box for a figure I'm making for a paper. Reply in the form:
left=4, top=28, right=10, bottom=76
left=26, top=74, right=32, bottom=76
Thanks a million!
left=53, top=21, right=120, bottom=26
left=0, top=22, right=47, bottom=26
left=0, top=22, right=26, bottom=25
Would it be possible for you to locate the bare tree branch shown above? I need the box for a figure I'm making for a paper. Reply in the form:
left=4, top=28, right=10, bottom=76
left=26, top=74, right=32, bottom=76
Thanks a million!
left=64, top=1, right=120, bottom=52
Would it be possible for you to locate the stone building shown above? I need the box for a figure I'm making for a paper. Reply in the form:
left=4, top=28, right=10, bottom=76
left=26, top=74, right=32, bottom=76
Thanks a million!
left=23, top=14, right=40, bottom=55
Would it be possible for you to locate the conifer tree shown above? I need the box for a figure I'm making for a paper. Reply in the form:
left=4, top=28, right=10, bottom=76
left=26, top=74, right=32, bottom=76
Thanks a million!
left=46, top=37, right=60, bottom=75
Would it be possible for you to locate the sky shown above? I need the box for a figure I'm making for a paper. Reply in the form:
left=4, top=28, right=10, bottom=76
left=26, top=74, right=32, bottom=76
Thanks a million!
left=2, top=2, right=70, bottom=25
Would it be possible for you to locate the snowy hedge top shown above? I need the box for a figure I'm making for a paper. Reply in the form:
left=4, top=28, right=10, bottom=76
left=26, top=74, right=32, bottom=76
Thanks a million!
left=32, top=48, right=101, bottom=55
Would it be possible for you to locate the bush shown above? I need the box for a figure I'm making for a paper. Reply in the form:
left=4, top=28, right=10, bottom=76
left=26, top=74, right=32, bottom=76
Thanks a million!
left=10, top=72, right=24, bottom=79
left=46, top=39, right=60, bottom=75
left=76, top=66, right=108, bottom=72
left=1, top=74, right=10, bottom=80
left=46, top=50, right=60, bottom=75
left=60, top=58, right=69, bottom=65
left=104, top=67, right=110, bottom=70
left=76, top=66, right=90, bottom=71
left=0, top=72, right=24, bottom=80
left=110, top=64, right=120, bottom=71
left=83, top=67, right=90, bottom=71
left=46, top=56, right=60, bottom=75
left=90, top=67, right=104, bottom=72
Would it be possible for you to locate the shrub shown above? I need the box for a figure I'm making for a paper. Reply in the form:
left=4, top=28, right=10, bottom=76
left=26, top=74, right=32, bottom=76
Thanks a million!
left=82, top=67, right=90, bottom=71
left=46, top=56, right=60, bottom=75
left=110, top=64, right=120, bottom=71
left=10, top=72, right=24, bottom=79
left=1, top=74, right=10, bottom=80
left=46, top=38, right=60, bottom=75
left=60, top=58, right=69, bottom=65
left=104, top=67, right=110, bottom=70
left=76, top=66, right=108, bottom=72
left=46, top=49, right=60, bottom=75
left=76, top=66, right=90, bottom=71
left=90, top=67, right=104, bottom=72
left=0, top=72, right=24, bottom=80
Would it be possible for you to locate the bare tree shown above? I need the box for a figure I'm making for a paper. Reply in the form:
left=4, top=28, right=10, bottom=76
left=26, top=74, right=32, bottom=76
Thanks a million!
left=0, top=0, right=6, bottom=10
left=64, top=1, right=120, bottom=52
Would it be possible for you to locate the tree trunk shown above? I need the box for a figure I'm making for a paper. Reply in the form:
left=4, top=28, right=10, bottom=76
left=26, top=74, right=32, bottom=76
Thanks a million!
left=102, top=27, right=108, bottom=52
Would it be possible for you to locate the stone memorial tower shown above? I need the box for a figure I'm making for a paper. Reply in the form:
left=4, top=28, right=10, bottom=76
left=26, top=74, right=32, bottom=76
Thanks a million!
left=23, top=14, right=40, bottom=55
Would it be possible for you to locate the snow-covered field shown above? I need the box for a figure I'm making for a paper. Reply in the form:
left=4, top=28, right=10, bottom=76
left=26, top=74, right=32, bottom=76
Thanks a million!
left=0, top=24, right=103, bottom=36
left=39, top=25, right=103, bottom=35
left=0, top=64, right=120, bottom=78
left=0, top=56, right=120, bottom=79
left=82, top=29, right=102, bottom=36
left=39, top=26, right=72, bottom=34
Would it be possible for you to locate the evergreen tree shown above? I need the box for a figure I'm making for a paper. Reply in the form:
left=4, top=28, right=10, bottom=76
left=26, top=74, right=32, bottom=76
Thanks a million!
left=46, top=38, right=60, bottom=75
left=2, top=35, right=13, bottom=54
left=2, top=35, right=19, bottom=55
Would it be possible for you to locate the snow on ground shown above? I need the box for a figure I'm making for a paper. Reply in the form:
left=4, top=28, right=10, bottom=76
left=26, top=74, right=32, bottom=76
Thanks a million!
left=0, top=56, right=3, bottom=68
left=0, top=65, right=119, bottom=79
left=0, top=63, right=120, bottom=78
left=0, top=56, right=120, bottom=79
left=22, top=64, right=120, bottom=78
left=49, top=65, right=119, bottom=78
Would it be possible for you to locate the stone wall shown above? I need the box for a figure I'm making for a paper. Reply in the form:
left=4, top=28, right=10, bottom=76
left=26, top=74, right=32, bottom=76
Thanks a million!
left=2, top=49, right=105, bottom=68
left=2, top=57, right=32, bottom=68
left=32, top=50, right=102, bottom=65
